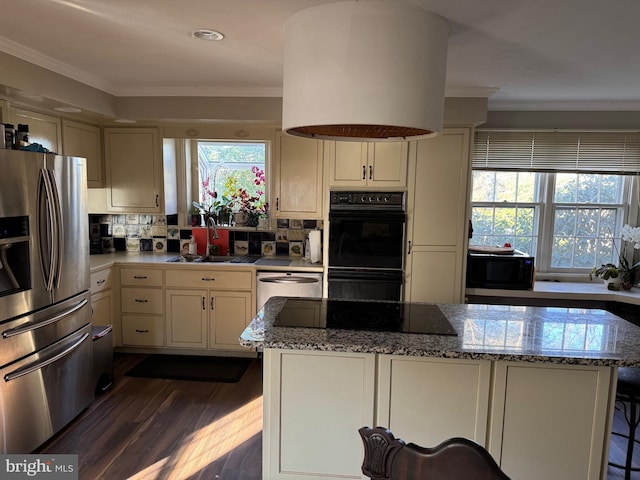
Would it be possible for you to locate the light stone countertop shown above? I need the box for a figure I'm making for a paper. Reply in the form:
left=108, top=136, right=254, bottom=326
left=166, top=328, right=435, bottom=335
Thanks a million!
left=89, top=251, right=323, bottom=273
left=240, top=296, right=640, bottom=367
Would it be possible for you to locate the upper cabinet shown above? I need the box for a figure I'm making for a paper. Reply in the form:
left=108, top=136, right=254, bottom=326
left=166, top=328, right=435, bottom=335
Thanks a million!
left=327, top=141, right=408, bottom=187
left=273, top=132, right=324, bottom=219
left=61, top=120, right=103, bottom=188
left=104, top=127, right=165, bottom=213
left=405, top=128, right=472, bottom=304
left=11, top=108, right=62, bottom=154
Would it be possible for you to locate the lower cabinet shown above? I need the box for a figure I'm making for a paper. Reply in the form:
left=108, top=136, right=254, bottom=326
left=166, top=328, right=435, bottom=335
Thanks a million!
left=263, top=349, right=376, bottom=480
left=164, top=268, right=254, bottom=352
left=264, top=350, right=615, bottom=480
left=120, top=267, right=165, bottom=347
left=376, top=355, right=491, bottom=447
left=488, top=362, right=612, bottom=480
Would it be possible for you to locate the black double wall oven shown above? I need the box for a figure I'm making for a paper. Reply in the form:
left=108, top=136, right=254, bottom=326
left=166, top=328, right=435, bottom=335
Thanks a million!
left=328, top=191, right=406, bottom=301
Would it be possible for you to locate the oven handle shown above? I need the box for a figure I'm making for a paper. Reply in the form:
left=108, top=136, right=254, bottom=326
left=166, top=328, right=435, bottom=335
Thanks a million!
left=259, top=277, right=320, bottom=284
left=329, top=210, right=405, bottom=221
left=2, top=299, right=88, bottom=338
left=4, top=332, right=89, bottom=382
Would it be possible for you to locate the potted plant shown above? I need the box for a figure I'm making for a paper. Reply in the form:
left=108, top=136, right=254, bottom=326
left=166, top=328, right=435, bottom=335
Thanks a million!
left=590, top=263, right=624, bottom=290
left=189, top=204, right=202, bottom=227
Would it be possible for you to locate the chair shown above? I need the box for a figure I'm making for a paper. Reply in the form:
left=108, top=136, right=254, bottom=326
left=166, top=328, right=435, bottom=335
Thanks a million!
left=609, top=367, right=640, bottom=480
left=359, top=426, right=511, bottom=480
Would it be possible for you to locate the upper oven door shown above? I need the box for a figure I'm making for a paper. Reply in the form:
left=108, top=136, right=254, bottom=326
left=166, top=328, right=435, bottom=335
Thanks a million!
left=329, top=210, right=406, bottom=269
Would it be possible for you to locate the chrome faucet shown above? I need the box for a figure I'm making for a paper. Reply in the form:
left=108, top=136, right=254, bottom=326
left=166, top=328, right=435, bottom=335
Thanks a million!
left=206, top=216, right=219, bottom=256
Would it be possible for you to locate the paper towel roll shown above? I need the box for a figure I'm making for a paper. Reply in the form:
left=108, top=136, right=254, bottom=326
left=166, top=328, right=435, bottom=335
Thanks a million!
left=308, top=230, right=322, bottom=263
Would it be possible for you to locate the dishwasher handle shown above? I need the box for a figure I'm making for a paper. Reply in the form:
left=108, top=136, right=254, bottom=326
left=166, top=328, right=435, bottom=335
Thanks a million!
left=258, top=276, right=320, bottom=284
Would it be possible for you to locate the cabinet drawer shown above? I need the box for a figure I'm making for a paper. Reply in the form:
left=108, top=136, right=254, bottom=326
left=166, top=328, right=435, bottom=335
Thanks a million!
left=122, top=315, right=164, bottom=346
left=166, top=269, right=252, bottom=290
left=90, top=268, right=112, bottom=294
left=121, top=288, right=164, bottom=314
left=120, top=268, right=163, bottom=286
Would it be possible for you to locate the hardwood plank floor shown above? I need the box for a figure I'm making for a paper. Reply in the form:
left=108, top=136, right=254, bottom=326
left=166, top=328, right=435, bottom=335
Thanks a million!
left=36, top=353, right=263, bottom=480
left=608, top=399, right=640, bottom=480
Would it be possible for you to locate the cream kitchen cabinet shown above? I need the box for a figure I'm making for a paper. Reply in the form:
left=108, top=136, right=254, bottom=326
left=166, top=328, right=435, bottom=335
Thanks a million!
left=263, top=349, right=376, bottom=479
left=488, top=362, right=612, bottom=480
left=120, top=267, right=164, bottom=347
left=104, top=127, right=164, bottom=213
left=405, top=128, right=471, bottom=304
left=165, top=269, right=254, bottom=352
left=11, top=107, right=62, bottom=153
left=327, top=140, right=408, bottom=187
left=376, top=354, right=491, bottom=448
left=273, top=132, right=324, bottom=219
left=62, top=120, right=103, bottom=188
left=90, top=267, right=115, bottom=346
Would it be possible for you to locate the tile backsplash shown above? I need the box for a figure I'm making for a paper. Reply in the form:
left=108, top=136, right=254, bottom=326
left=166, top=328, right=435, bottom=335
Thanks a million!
left=89, top=214, right=323, bottom=257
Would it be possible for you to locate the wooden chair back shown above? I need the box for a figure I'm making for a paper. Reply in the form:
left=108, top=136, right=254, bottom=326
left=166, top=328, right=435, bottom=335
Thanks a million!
left=359, top=426, right=512, bottom=480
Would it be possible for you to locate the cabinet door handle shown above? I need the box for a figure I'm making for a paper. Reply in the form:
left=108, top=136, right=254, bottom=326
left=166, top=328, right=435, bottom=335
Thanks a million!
left=155, top=194, right=159, bottom=207
left=362, top=165, right=366, bottom=180
left=210, top=297, right=215, bottom=310
left=135, top=329, right=149, bottom=333
left=134, top=275, right=147, bottom=279
left=134, top=299, right=148, bottom=303
left=96, top=279, right=106, bottom=285
left=202, top=296, right=206, bottom=310
left=407, top=240, right=412, bottom=254
left=201, top=277, right=215, bottom=282
left=369, top=165, right=373, bottom=180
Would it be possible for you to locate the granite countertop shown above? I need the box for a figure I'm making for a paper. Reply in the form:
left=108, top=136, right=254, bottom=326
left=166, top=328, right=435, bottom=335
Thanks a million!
left=89, top=251, right=323, bottom=273
left=240, top=296, right=640, bottom=367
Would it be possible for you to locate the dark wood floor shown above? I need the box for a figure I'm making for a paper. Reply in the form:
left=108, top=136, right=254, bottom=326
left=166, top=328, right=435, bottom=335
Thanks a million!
left=36, top=353, right=263, bottom=480
left=608, top=399, right=640, bottom=480
left=36, top=352, right=640, bottom=480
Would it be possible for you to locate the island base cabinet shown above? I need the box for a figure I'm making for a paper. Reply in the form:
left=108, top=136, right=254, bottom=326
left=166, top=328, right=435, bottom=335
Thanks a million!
left=376, top=355, right=491, bottom=448
left=489, top=362, right=613, bottom=480
left=263, top=349, right=375, bottom=479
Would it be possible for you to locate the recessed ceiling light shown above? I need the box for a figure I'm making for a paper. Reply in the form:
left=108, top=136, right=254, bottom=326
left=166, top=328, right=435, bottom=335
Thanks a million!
left=54, top=106, right=82, bottom=113
left=114, top=119, right=137, bottom=124
left=192, top=29, right=224, bottom=41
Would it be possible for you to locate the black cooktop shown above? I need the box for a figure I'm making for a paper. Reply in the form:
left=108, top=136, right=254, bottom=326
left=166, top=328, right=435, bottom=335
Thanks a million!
left=273, top=299, right=458, bottom=336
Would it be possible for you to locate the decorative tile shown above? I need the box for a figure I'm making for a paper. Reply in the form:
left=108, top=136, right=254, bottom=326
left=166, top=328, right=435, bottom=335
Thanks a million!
left=262, top=231, right=276, bottom=242
left=303, top=219, right=318, bottom=229
left=276, top=242, right=289, bottom=256
left=126, top=237, right=140, bottom=252
left=139, top=225, right=152, bottom=239
left=179, top=229, right=193, bottom=239
left=153, top=237, right=166, bottom=253
left=125, top=225, right=140, bottom=237
left=276, top=218, right=289, bottom=228
left=152, top=215, right=167, bottom=225
left=166, top=214, right=179, bottom=225
left=167, top=239, right=180, bottom=253
left=290, top=219, right=303, bottom=229
left=114, top=237, right=126, bottom=251
left=276, top=229, right=288, bottom=241
left=139, top=214, right=152, bottom=225
left=262, top=241, right=275, bottom=256
left=140, top=238, right=153, bottom=251
left=234, top=240, right=249, bottom=255
left=167, top=226, right=180, bottom=239
left=112, top=224, right=126, bottom=237
left=101, top=237, right=114, bottom=253
left=151, top=225, right=167, bottom=237
left=125, top=214, right=139, bottom=224
left=289, top=241, right=303, bottom=256
left=180, top=240, right=191, bottom=255
left=113, top=214, right=126, bottom=224
left=99, top=223, right=111, bottom=236
left=287, top=229, right=305, bottom=241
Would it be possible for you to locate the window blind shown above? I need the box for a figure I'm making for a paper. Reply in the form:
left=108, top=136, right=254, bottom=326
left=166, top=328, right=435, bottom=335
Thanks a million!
left=473, top=130, right=640, bottom=174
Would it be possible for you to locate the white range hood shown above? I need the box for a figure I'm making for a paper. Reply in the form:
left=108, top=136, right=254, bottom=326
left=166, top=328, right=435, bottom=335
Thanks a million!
left=282, top=1, right=449, bottom=142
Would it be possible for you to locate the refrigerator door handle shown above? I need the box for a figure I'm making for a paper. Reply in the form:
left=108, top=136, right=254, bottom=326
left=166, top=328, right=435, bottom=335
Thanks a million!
left=2, top=299, right=88, bottom=339
left=38, top=168, right=63, bottom=291
left=4, top=332, right=89, bottom=382
left=46, top=169, right=64, bottom=290
left=38, top=169, right=55, bottom=291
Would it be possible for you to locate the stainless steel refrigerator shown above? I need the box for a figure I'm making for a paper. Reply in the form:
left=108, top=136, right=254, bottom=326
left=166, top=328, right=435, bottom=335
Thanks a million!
left=0, top=150, right=93, bottom=453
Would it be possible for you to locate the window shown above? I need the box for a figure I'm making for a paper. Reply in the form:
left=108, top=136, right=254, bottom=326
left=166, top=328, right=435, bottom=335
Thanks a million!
left=196, top=141, right=267, bottom=219
left=471, top=130, right=640, bottom=275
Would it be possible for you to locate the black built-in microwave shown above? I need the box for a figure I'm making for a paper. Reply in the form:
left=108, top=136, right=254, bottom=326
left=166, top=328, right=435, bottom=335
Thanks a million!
left=466, top=253, right=535, bottom=290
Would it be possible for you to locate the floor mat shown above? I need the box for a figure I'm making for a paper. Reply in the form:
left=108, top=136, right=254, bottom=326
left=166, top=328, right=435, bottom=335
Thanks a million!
left=125, top=354, right=252, bottom=383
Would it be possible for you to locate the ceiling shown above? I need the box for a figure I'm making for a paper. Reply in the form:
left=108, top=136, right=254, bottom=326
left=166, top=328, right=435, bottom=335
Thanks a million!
left=1, top=0, right=640, bottom=112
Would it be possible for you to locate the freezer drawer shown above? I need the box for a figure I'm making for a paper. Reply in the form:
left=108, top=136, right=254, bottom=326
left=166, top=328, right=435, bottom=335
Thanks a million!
left=0, top=323, right=94, bottom=453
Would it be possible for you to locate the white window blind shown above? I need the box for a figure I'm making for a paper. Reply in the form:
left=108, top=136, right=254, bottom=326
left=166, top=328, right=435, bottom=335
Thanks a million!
left=473, top=130, right=640, bottom=174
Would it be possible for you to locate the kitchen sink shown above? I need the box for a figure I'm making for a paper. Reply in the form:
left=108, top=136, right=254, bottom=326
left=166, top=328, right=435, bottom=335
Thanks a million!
left=166, top=254, right=262, bottom=264
left=199, top=256, right=232, bottom=263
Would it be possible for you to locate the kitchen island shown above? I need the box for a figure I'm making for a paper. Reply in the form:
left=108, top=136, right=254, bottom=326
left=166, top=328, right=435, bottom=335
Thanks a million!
left=240, top=297, right=640, bottom=480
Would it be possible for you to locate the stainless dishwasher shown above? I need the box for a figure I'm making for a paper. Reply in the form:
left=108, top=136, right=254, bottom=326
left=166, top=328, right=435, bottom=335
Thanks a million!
left=256, top=271, right=323, bottom=310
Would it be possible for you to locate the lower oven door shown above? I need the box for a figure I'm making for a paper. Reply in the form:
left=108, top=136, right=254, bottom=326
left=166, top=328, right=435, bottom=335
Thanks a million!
left=0, top=324, right=94, bottom=453
left=328, top=269, right=403, bottom=301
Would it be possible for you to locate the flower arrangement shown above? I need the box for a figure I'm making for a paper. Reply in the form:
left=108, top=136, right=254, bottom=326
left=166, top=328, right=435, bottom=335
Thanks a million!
left=590, top=224, right=640, bottom=290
